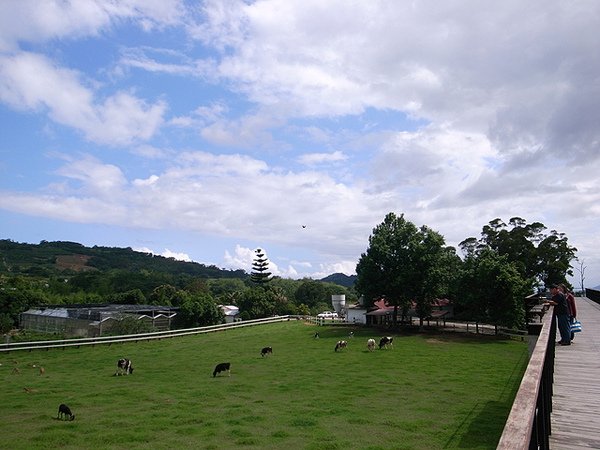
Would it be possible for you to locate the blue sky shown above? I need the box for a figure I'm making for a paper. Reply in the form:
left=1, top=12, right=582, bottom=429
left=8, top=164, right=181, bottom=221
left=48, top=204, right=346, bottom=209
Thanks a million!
left=1, top=1, right=599, bottom=288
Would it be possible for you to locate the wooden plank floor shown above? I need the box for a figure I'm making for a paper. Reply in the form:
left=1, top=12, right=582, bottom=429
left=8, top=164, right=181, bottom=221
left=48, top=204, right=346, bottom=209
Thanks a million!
left=549, top=297, right=600, bottom=449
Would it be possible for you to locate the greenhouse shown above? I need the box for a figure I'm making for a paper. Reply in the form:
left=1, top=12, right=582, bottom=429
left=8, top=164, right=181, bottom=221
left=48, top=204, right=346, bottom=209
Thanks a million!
left=19, top=304, right=177, bottom=337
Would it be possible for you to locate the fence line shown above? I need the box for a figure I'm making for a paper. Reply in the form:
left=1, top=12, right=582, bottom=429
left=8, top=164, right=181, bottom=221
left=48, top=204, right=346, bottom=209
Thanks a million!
left=0, top=316, right=293, bottom=353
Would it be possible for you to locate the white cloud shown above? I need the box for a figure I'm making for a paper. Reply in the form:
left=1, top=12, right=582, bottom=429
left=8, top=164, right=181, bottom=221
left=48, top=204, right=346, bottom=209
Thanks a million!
left=0, top=52, right=166, bottom=146
left=133, top=246, right=191, bottom=262
left=0, top=0, right=185, bottom=51
left=54, top=155, right=127, bottom=196
left=298, top=151, right=348, bottom=166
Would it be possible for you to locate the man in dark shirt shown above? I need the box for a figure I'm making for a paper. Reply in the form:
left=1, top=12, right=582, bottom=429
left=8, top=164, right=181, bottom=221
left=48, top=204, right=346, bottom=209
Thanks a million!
left=546, top=284, right=571, bottom=345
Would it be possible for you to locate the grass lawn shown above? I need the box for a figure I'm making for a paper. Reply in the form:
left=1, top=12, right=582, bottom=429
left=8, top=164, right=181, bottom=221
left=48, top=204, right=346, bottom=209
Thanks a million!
left=0, top=321, right=528, bottom=449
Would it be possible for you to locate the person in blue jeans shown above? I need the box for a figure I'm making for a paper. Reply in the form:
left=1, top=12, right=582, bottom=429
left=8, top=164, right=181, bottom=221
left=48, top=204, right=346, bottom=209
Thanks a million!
left=546, top=284, right=571, bottom=345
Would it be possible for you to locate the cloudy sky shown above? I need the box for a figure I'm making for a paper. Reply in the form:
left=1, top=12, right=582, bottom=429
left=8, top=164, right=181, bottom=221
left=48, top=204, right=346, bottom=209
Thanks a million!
left=1, top=1, right=599, bottom=287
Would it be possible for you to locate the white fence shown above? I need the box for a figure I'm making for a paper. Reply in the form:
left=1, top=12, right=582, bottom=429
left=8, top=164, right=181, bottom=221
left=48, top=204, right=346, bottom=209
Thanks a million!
left=0, top=316, right=293, bottom=353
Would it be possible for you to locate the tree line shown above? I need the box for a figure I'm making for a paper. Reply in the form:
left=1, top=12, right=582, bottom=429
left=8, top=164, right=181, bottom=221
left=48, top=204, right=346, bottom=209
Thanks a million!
left=0, top=214, right=577, bottom=334
left=356, top=214, right=577, bottom=330
left=0, top=253, right=353, bottom=333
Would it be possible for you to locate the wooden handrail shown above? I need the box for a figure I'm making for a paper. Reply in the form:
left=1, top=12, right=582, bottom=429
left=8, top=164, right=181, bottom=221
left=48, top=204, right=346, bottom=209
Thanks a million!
left=497, top=306, right=555, bottom=449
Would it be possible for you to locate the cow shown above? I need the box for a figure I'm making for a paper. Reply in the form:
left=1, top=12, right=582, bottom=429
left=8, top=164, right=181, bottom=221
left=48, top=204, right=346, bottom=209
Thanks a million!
left=314, top=332, right=320, bottom=339
left=334, top=340, right=348, bottom=352
left=115, top=358, right=134, bottom=376
left=367, top=338, right=376, bottom=351
left=213, top=362, right=231, bottom=377
left=379, top=336, right=394, bottom=349
left=261, top=347, right=273, bottom=357
left=57, top=403, right=75, bottom=421
left=348, top=331, right=354, bottom=339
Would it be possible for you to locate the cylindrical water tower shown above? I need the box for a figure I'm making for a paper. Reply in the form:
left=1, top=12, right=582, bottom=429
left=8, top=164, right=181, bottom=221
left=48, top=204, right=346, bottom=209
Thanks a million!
left=331, top=294, right=346, bottom=317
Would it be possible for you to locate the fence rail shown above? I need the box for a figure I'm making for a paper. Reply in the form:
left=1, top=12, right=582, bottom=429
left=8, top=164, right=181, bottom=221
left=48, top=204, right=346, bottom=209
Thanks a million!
left=0, top=316, right=293, bottom=353
left=497, top=306, right=555, bottom=450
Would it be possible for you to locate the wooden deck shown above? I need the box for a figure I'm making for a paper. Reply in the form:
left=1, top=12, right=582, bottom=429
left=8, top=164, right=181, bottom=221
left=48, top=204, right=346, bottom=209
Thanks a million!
left=549, top=296, right=600, bottom=449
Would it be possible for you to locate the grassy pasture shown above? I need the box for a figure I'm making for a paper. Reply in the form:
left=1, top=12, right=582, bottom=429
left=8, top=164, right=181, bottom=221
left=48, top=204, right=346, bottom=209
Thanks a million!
left=0, top=321, right=528, bottom=449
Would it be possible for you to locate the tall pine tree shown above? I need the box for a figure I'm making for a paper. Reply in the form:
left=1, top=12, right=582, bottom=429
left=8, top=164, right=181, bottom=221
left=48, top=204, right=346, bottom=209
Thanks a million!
left=251, top=248, right=272, bottom=285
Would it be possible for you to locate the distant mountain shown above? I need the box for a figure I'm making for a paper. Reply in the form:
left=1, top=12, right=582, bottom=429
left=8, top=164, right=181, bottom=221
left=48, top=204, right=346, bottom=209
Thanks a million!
left=320, top=272, right=356, bottom=287
left=0, top=239, right=246, bottom=279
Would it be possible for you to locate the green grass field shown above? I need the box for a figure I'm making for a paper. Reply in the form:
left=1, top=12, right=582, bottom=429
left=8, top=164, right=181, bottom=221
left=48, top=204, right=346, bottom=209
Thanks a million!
left=0, top=322, right=528, bottom=449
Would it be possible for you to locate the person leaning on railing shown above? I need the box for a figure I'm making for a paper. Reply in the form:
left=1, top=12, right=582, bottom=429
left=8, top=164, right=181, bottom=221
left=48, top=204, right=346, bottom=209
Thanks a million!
left=560, top=284, right=577, bottom=341
left=544, top=284, right=571, bottom=346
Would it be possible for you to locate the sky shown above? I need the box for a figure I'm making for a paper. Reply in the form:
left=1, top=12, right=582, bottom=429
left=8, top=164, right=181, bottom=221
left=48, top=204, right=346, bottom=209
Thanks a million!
left=1, top=1, right=599, bottom=288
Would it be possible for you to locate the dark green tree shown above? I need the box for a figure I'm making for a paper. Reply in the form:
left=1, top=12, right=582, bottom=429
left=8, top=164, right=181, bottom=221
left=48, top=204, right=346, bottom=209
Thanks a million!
left=175, top=292, right=224, bottom=328
left=250, top=248, right=272, bottom=285
left=409, top=228, right=461, bottom=328
left=236, top=287, right=278, bottom=319
left=109, top=288, right=146, bottom=305
left=295, top=280, right=328, bottom=308
left=355, top=213, right=455, bottom=326
left=456, top=249, right=529, bottom=329
left=461, top=217, right=577, bottom=287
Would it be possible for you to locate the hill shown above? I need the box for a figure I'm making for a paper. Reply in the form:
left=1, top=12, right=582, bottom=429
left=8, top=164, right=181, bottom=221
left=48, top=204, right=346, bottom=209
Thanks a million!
left=0, top=239, right=246, bottom=279
left=320, top=272, right=356, bottom=287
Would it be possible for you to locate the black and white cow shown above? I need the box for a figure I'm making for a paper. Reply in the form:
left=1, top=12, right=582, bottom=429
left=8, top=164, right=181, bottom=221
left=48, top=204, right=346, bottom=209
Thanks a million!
left=379, top=336, right=393, bottom=349
left=115, top=358, right=134, bottom=375
left=261, top=346, right=273, bottom=357
left=213, top=362, right=231, bottom=377
left=334, top=340, right=348, bottom=352
left=57, top=403, right=75, bottom=421
left=367, top=338, right=376, bottom=351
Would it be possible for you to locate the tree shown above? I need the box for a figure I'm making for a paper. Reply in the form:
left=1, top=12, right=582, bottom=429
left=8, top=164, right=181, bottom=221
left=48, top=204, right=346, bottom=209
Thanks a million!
left=574, top=258, right=586, bottom=293
left=461, top=217, right=577, bottom=287
left=250, top=248, right=272, bottom=285
left=295, top=280, right=328, bottom=308
left=109, top=289, right=146, bottom=305
left=236, top=287, right=279, bottom=319
left=148, top=284, right=190, bottom=307
left=175, top=292, right=224, bottom=328
left=456, top=249, right=529, bottom=330
left=355, top=213, right=456, bottom=326
left=409, top=229, right=461, bottom=328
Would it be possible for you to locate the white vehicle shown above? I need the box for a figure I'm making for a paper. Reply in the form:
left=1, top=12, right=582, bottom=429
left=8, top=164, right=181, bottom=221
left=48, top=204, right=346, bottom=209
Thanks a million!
left=317, top=311, right=338, bottom=319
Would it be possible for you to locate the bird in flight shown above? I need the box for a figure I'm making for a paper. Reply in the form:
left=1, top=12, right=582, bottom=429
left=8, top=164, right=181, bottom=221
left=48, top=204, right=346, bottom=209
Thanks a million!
left=301, top=225, right=306, bottom=228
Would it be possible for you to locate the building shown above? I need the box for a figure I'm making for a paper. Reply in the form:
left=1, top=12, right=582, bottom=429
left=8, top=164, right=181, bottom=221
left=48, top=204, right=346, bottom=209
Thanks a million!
left=220, top=305, right=240, bottom=323
left=364, top=298, right=454, bottom=326
left=20, top=304, right=177, bottom=337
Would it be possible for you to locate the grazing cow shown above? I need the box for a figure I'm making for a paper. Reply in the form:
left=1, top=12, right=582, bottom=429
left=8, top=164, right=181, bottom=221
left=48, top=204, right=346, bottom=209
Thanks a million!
left=334, top=340, right=348, bottom=352
left=367, top=338, right=376, bottom=352
left=261, top=346, right=273, bottom=357
left=379, top=336, right=394, bottom=349
left=213, top=362, right=231, bottom=377
left=314, top=332, right=320, bottom=339
left=57, top=403, right=75, bottom=421
left=39, top=366, right=45, bottom=376
left=115, top=358, right=134, bottom=376
left=348, top=331, right=354, bottom=339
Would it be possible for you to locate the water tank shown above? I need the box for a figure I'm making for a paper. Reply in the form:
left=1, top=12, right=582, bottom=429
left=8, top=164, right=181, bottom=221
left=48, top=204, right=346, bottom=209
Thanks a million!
left=331, top=294, right=346, bottom=315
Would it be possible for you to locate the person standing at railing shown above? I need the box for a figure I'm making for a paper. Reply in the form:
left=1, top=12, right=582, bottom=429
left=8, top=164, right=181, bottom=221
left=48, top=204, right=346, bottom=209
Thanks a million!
left=560, top=284, right=577, bottom=341
left=545, top=284, right=571, bottom=346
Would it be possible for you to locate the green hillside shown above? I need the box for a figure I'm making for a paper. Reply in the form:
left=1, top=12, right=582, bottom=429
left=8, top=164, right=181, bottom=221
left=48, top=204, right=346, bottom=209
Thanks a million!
left=0, top=239, right=247, bottom=279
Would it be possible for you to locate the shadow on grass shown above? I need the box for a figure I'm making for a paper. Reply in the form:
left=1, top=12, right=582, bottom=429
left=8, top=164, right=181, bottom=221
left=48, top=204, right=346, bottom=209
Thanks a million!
left=444, top=400, right=509, bottom=449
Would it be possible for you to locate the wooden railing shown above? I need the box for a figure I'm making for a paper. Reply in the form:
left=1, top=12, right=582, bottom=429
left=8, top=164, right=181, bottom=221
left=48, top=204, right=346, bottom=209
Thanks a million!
left=0, top=316, right=293, bottom=352
left=497, top=306, right=556, bottom=450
